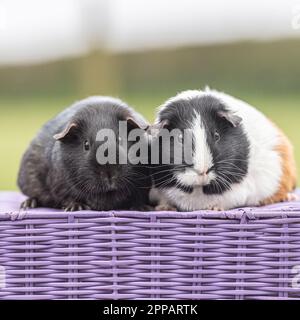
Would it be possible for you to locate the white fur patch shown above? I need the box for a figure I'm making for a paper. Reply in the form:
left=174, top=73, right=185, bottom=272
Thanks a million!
left=192, top=112, right=213, bottom=174
left=175, top=111, right=215, bottom=187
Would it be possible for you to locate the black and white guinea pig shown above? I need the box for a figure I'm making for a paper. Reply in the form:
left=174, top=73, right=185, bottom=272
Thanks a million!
left=18, top=96, right=152, bottom=211
left=150, top=88, right=297, bottom=211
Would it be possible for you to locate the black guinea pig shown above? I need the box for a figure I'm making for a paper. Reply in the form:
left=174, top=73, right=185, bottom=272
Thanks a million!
left=18, top=96, right=152, bottom=211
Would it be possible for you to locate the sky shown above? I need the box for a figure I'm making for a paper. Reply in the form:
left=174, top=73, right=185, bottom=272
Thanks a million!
left=0, top=0, right=300, bottom=65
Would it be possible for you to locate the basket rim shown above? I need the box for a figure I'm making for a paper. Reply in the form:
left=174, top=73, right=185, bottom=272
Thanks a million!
left=1, top=190, right=300, bottom=221
left=1, top=207, right=300, bottom=221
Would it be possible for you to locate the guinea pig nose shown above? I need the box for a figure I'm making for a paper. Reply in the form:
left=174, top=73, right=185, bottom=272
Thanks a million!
left=195, top=169, right=208, bottom=176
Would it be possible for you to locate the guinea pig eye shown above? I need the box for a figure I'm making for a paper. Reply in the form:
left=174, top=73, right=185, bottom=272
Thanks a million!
left=83, top=140, right=90, bottom=151
left=214, top=131, right=220, bottom=142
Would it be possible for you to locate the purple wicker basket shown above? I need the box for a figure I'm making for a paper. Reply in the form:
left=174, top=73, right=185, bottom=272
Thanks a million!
left=1, top=191, right=300, bottom=300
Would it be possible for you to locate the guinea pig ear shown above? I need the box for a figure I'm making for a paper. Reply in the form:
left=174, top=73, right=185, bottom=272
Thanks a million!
left=217, top=110, right=242, bottom=128
left=126, top=116, right=149, bottom=130
left=53, top=122, right=78, bottom=141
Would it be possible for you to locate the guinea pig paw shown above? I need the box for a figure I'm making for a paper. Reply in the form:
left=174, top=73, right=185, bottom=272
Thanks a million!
left=63, top=202, right=91, bottom=212
left=286, top=193, right=299, bottom=202
left=208, top=205, right=224, bottom=211
left=20, top=198, right=38, bottom=210
left=155, top=204, right=177, bottom=211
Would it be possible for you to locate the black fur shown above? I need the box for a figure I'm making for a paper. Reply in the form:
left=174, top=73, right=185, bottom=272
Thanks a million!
left=18, top=97, right=151, bottom=211
left=151, top=94, right=250, bottom=195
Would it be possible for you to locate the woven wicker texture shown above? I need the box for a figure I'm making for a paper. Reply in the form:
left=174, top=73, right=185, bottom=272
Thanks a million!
left=1, top=191, right=300, bottom=300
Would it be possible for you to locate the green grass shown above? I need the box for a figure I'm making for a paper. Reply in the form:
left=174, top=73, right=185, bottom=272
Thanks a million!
left=0, top=93, right=299, bottom=190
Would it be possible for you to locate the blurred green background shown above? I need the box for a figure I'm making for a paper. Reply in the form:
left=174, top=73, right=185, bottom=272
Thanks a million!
left=1, top=0, right=300, bottom=190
